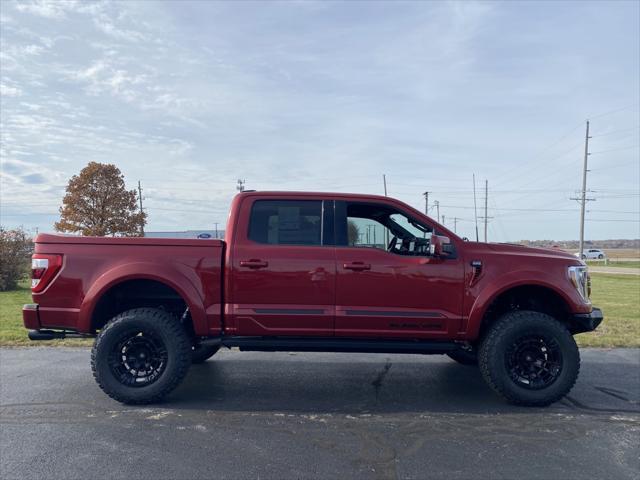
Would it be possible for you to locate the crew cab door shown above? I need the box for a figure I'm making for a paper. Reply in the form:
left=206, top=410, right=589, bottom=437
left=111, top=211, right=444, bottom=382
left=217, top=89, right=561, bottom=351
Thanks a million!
left=333, top=200, right=464, bottom=339
left=228, top=196, right=335, bottom=336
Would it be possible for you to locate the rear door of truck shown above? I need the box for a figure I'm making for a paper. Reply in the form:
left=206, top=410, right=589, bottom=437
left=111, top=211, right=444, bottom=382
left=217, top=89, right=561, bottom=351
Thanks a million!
left=227, top=194, right=336, bottom=336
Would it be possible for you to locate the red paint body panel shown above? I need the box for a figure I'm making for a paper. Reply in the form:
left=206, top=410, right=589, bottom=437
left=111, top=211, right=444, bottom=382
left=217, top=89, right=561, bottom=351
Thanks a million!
left=25, top=192, right=593, bottom=342
left=31, top=235, right=223, bottom=335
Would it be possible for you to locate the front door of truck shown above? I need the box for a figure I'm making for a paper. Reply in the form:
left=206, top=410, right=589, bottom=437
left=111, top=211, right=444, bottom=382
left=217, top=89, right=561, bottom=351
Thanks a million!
left=230, top=197, right=335, bottom=336
left=333, top=200, right=465, bottom=339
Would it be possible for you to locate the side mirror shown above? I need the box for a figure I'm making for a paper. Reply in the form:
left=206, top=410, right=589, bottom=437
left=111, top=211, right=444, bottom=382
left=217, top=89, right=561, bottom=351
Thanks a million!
left=429, top=235, right=452, bottom=257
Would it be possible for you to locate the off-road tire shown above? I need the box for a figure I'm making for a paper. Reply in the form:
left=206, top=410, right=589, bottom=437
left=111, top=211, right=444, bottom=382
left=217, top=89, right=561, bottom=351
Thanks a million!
left=447, top=348, right=478, bottom=366
left=478, top=310, right=580, bottom=406
left=191, top=344, right=220, bottom=364
left=91, top=308, right=192, bottom=405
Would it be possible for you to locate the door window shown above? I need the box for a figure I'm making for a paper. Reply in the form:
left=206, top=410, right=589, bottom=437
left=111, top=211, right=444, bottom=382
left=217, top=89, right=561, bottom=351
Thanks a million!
left=341, top=202, right=433, bottom=256
left=248, top=200, right=323, bottom=246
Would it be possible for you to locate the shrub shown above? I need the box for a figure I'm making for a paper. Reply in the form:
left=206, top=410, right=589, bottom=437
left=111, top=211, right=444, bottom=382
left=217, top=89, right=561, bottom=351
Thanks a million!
left=0, top=227, right=33, bottom=291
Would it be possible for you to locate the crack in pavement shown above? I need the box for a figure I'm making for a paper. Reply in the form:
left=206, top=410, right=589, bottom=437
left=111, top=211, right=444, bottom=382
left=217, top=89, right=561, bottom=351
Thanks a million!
left=371, top=360, right=392, bottom=400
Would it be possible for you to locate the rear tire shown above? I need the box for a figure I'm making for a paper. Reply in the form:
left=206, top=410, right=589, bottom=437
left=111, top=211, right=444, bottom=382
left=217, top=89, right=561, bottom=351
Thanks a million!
left=91, top=308, right=192, bottom=405
left=478, top=310, right=580, bottom=406
left=447, top=348, right=478, bottom=366
left=191, top=343, right=220, bottom=364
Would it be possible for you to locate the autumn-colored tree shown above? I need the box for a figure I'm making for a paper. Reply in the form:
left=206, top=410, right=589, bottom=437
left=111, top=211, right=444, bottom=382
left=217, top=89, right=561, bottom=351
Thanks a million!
left=55, top=162, right=146, bottom=237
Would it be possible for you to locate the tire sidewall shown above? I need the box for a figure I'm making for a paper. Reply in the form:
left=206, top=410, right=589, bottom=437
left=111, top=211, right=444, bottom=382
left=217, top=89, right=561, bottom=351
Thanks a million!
left=93, top=310, right=190, bottom=403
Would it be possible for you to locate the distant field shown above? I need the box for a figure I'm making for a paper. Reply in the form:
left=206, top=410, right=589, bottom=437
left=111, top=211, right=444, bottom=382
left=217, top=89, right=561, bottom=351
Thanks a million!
left=587, top=260, right=640, bottom=269
left=561, top=248, right=640, bottom=261
left=602, top=248, right=640, bottom=259
left=1, top=274, right=638, bottom=348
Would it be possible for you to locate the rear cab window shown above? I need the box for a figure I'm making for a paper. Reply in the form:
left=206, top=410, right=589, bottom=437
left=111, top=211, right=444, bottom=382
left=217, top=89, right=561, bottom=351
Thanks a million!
left=248, top=200, right=323, bottom=245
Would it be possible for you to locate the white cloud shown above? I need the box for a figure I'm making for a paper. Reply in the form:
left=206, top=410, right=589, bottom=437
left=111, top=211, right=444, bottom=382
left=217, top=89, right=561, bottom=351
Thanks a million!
left=0, top=83, right=22, bottom=97
left=14, top=0, right=77, bottom=19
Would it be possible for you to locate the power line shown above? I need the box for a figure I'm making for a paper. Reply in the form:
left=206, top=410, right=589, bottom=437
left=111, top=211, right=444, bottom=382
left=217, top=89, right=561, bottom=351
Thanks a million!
left=590, top=144, right=639, bottom=155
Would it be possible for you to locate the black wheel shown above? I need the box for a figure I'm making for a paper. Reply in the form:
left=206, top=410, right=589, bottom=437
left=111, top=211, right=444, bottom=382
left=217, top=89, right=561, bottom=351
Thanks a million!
left=191, top=343, right=220, bottom=364
left=478, top=310, right=580, bottom=406
left=91, top=308, right=192, bottom=405
left=598, top=254, right=604, bottom=259
left=447, top=348, right=478, bottom=365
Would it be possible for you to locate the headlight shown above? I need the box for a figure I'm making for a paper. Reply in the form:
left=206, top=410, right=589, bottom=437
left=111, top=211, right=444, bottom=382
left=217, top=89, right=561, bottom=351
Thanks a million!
left=568, top=265, right=590, bottom=301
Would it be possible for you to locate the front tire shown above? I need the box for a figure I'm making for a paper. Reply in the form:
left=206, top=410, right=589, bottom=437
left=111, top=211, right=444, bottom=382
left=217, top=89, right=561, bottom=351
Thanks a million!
left=91, top=308, right=192, bottom=405
left=478, top=310, right=580, bottom=406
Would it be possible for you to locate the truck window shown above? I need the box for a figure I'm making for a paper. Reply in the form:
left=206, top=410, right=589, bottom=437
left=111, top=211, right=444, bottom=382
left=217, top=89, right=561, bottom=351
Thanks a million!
left=248, top=200, right=323, bottom=245
left=342, top=202, right=433, bottom=255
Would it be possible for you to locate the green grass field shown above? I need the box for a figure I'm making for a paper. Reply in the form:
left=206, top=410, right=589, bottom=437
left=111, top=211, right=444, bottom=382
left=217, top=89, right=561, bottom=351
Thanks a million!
left=1, top=274, right=638, bottom=347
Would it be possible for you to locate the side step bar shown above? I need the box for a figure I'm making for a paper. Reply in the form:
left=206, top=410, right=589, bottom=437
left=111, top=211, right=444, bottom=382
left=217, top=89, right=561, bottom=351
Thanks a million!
left=220, top=336, right=459, bottom=355
left=28, top=330, right=94, bottom=341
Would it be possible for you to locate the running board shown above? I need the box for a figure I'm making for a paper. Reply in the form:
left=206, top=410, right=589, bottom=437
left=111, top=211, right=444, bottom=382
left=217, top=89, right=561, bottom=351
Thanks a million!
left=220, top=336, right=459, bottom=355
left=28, top=329, right=94, bottom=341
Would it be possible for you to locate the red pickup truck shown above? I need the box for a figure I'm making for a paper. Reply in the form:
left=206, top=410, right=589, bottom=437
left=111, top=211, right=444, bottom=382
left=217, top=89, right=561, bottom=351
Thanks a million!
left=24, top=191, right=602, bottom=406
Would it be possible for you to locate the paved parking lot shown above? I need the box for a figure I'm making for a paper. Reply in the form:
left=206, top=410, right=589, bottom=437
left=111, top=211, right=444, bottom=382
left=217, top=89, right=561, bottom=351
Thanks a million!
left=1, top=347, right=639, bottom=480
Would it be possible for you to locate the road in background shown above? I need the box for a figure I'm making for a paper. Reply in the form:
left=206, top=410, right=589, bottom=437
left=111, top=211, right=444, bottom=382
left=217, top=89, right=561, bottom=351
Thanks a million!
left=1, top=348, right=639, bottom=480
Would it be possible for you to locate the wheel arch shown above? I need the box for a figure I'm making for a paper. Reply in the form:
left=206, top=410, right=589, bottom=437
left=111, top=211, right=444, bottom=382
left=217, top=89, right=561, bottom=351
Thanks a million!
left=79, top=262, right=208, bottom=336
left=468, top=279, right=575, bottom=340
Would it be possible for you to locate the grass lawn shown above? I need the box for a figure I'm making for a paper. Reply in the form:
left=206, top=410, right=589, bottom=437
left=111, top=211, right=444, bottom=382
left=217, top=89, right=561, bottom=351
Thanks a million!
left=1, top=274, right=638, bottom=348
left=576, top=273, right=640, bottom=348
left=0, top=283, right=92, bottom=347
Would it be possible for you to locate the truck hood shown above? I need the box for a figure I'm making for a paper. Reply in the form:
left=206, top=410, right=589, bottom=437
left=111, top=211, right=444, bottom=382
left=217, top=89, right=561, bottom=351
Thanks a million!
left=484, top=243, right=580, bottom=262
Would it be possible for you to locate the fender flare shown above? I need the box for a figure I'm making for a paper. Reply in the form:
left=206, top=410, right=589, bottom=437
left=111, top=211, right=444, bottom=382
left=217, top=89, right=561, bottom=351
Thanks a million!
left=466, top=270, right=574, bottom=339
left=79, top=262, right=208, bottom=335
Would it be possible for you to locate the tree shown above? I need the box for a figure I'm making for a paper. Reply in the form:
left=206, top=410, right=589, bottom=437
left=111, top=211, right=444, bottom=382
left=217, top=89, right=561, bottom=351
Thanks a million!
left=0, top=227, right=33, bottom=291
left=348, top=220, right=360, bottom=245
left=55, top=162, right=146, bottom=236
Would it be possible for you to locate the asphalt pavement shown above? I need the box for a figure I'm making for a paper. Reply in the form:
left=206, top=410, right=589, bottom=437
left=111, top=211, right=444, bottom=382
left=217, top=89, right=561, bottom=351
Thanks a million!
left=1, top=347, right=639, bottom=480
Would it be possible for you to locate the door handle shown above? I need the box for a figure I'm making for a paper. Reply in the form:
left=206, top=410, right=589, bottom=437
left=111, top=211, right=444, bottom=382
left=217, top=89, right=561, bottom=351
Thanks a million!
left=240, top=259, right=269, bottom=269
left=343, top=262, right=371, bottom=271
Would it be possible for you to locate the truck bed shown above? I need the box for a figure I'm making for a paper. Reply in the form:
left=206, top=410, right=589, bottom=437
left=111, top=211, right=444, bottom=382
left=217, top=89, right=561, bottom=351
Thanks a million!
left=28, top=234, right=224, bottom=336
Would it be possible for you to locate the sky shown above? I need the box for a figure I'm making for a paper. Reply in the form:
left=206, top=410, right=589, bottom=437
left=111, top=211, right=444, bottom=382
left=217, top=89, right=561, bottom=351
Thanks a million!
left=1, top=0, right=638, bottom=242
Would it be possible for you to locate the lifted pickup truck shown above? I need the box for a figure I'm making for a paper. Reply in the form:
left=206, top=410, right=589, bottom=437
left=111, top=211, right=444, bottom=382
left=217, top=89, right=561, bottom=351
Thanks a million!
left=24, top=191, right=602, bottom=406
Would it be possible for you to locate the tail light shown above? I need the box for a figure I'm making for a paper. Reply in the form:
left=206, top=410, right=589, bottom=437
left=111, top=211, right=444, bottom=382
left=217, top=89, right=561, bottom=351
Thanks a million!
left=31, top=254, right=63, bottom=293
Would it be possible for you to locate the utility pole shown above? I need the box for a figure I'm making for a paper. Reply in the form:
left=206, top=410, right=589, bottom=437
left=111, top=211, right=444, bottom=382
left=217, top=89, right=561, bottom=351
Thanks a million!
left=453, top=217, right=458, bottom=233
left=473, top=174, right=479, bottom=242
left=214, top=222, right=219, bottom=239
left=423, top=191, right=429, bottom=215
left=571, top=120, right=593, bottom=259
left=138, top=180, right=144, bottom=235
left=579, top=121, right=591, bottom=258
left=442, top=215, right=445, bottom=226
left=434, top=200, right=440, bottom=223
left=236, top=179, right=245, bottom=192
left=484, top=180, right=488, bottom=242
left=383, top=175, right=389, bottom=246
